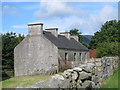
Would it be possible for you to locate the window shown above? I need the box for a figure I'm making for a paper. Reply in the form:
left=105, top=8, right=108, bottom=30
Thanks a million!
left=65, top=53, right=68, bottom=60
left=74, top=53, right=76, bottom=61
left=79, top=53, right=82, bottom=61
left=85, top=53, right=87, bottom=61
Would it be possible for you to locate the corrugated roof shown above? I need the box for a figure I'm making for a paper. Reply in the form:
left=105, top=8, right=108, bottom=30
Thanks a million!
left=43, top=31, right=88, bottom=51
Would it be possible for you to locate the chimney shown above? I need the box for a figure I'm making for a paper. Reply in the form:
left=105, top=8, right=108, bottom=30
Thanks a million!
left=45, top=28, right=58, bottom=37
left=60, top=32, right=70, bottom=40
left=28, top=23, right=43, bottom=36
left=70, top=35, right=79, bottom=42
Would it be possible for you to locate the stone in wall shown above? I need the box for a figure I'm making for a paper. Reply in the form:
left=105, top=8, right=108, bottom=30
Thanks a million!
left=81, top=80, right=93, bottom=88
left=82, top=63, right=95, bottom=73
left=92, top=75, right=99, bottom=85
left=62, top=69, right=73, bottom=79
left=76, top=79, right=82, bottom=88
left=71, top=70, right=79, bottom=80
left=79, top=71, right=91, bottom=81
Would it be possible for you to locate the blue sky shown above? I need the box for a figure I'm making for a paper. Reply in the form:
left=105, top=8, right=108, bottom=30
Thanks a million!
left=2, top=2, right=118, bottom=35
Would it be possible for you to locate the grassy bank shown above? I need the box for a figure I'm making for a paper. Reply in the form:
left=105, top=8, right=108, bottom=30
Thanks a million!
left=101, top=67, right=120, bottom=88
left=2, top=75, right=52, bottom=89
left=1, top=71, right=63, bottom=89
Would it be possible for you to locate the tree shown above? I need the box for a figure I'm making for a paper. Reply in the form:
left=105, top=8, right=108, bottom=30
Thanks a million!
left=89, top=20, right=119, bottom=57
left=89, top=20, right=119, bottom=49
left=96, top=42, right=119, bottom=58
left=69, top=28, right=83, bottom=42
left=2, top=32, right=24, bottom=70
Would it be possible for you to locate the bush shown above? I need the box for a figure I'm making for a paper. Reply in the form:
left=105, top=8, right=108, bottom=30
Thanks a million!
left=96, top=42, right=119, bottom=58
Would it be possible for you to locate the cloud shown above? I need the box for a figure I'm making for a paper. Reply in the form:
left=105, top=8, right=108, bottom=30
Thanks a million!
left=34, top=1, right=80, bottom=19
left=11, top=25, right=27, bottom=29
left=2, top=5, right=18, bottom=15
left=71, top=5, right=118, bottom=35
left=9, top=3, right=117, bottom=35
left=40, top=4, right=118, bottom=35
left=98, top=5, right=118, bottom=22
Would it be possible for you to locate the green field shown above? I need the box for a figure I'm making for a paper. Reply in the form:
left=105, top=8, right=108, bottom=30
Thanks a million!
left=101, top=67, right=120, bottom=88
left=1, top=75, right=52, bottom=89
left=1, top=71, right=63, bottom=89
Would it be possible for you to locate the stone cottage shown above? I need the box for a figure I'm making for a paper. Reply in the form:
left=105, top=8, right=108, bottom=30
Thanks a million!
left=14, top=23, right=89, bottom=76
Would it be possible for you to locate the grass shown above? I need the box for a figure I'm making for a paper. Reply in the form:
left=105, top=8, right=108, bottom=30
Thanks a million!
left=2, top=70, right=14, bottom=81
left=2, top=75, right=52, bottom=89
left=1, top=71, right=63, bottom=89
left=2, top=67, right=119, bottom=89
left=101, top=67, right=120, bottom=88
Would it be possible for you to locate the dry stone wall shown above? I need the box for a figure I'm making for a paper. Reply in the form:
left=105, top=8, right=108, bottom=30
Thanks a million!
left=18, top=57, right=118, bottom=89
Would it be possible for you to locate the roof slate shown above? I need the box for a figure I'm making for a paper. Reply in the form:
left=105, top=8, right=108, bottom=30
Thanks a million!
left=43, top=31, right=88, bottom=51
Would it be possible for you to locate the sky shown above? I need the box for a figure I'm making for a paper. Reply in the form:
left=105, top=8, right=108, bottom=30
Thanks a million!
left=2, top=1, right=118, bottom=35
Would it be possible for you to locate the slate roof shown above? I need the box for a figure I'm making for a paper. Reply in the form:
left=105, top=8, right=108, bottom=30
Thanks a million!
left=43, top=31, right=88, bottom=51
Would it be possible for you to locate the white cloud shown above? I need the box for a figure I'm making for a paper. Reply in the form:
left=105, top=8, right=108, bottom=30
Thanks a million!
left=9, top=3, right=117, bottom=35
left=34, top=1, right=80, bottom=19
left=3, top=5, right=18, bottom=15
left=76, top=5, right=118, bottom=35
left=98, top=5, right=118, bottom=22
left=40, top=4, right=118, bottom=35
left=11, top=25, right=27, bottom=29
left=33, top=1, right=118, bottom=35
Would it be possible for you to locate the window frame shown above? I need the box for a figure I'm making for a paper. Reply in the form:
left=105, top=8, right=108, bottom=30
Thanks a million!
left=65, top=53, right=68, bottom=60
left=79, top=53, right=82, bottom=61
left=85, top=53, right=87, bottom=61
left=74, top=53, right=76, bottom=61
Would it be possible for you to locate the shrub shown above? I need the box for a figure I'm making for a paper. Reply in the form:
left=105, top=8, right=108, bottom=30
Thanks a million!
left=96, top=42, right=119, bottom=58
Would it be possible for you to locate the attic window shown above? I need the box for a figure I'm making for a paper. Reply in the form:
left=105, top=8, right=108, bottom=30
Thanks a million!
left=74, top=53, right=76, bottom=61
left=65, top=53, right=68, bottom=60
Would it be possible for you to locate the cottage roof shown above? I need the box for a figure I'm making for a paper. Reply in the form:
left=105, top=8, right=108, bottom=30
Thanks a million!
left=43, top=31, right=88, bottom=51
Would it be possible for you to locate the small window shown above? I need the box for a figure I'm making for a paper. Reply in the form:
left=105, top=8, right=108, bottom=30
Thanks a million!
left=65, top=53, right=68, bottom=60
left=79, top=53, right=82, bottom=61
left=74, top=53, right=76, bottom=61
left=85, top=53, right=87, bottom=61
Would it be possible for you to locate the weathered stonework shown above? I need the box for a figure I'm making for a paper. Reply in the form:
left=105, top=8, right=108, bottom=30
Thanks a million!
left=18, top=57, right=118, bottom=89
left=14, top=24, right=59, bottom=76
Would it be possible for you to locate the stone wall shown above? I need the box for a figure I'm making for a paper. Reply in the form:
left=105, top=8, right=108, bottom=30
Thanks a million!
left=24, top=57, right=119, bottom=89
left=89, top=57, right=118, bottom=80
